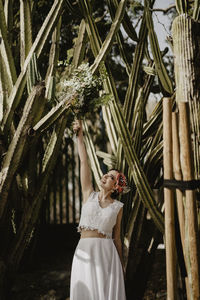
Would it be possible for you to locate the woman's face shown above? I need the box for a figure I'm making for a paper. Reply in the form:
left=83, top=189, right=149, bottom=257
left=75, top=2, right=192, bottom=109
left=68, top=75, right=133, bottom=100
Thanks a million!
left=100, top=170, right=118, bottom=192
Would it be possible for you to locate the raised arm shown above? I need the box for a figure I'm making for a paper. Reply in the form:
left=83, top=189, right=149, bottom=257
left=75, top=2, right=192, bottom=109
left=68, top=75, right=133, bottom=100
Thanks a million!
left=73, top=120, right=93, bottom=202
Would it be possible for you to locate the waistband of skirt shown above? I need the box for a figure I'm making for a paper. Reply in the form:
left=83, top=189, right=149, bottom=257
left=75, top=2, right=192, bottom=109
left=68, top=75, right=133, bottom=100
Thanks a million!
left=79, top=237, right=114, bottom=243
left=80, top=237, right=113, bottom=240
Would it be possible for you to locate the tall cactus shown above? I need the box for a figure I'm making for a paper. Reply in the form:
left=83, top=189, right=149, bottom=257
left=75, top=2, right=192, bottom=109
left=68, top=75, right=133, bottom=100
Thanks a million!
left=172, top=15, right=200, bottom=105
left=7, top=116, right=68, bottom=270
left=0, top=82, right=45, bottom=218
left=0, top=2, right=68, bottom=297
left=172, top=7, right=200, bottom=299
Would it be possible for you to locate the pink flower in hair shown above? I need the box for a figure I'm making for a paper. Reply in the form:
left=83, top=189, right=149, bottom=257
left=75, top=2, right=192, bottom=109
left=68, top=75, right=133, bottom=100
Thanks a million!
left=116, top=173, right=128, bottom=194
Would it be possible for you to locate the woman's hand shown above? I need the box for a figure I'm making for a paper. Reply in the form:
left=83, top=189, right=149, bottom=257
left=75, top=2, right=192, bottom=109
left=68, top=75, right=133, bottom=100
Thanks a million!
left=73, top=119, right=82, bottom=137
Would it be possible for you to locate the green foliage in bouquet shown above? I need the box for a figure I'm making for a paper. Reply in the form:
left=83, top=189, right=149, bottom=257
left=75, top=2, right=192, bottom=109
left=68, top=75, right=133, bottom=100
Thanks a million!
left=56, top=62, right=110, bottom=118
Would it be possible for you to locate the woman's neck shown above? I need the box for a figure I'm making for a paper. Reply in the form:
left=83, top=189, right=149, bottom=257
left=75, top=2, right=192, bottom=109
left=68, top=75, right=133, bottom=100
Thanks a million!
left=98, top=190, right=112, bottom=202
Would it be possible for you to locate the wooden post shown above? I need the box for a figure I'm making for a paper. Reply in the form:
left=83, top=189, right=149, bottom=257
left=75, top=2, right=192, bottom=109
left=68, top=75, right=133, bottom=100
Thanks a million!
left=178, top=102, right=200, bottom=299
left=172, top=112, right=191, bottom=299
left=163, top=98, right=177, bottom=300
left=172, top=112, right=185, bottom=250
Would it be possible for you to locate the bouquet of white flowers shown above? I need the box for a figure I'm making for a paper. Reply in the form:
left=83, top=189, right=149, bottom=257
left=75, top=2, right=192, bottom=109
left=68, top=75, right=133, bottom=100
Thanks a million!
left=56, top=62, right=110, bottom=118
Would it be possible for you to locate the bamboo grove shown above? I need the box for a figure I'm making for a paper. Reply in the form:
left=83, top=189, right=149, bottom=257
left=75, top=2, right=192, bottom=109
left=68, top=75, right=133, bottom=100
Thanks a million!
left=0, top=0, right=200, bottom=299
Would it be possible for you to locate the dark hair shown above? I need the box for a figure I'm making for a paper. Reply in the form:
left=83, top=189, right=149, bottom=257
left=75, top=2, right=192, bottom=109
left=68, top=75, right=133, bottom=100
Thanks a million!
left=111, top=189, right=119, bottom=199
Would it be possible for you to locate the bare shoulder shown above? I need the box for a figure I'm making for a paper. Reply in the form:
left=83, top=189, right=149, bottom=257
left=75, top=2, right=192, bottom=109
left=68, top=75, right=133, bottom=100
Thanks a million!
left=113, top=200, right=124, bottom=212
left=115, top=200, right=124, bottom=207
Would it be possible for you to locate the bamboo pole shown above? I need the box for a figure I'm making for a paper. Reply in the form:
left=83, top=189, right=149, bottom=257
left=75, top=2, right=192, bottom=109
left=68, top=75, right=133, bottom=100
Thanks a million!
left=172, top=112, right=185, bottom=250
left=163, top=97, right=177, bottom=300
left=172, top=112, right=191, bottom=299
left=178, top=102, right=200, bottom=300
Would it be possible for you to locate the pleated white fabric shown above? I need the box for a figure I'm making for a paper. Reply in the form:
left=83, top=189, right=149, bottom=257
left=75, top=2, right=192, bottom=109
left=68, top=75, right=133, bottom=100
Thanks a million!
left=70, top=238, right=126, bottom=300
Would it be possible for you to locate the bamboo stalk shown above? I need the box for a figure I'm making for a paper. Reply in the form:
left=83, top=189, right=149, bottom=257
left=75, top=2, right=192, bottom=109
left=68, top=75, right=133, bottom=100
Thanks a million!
left=163, top=97, right=177, bottom=300
left=172, top=111, right=191, bottom=299
left=178, top=102, right=200, bottom=299
left=172, top=112, right=185, bottom=250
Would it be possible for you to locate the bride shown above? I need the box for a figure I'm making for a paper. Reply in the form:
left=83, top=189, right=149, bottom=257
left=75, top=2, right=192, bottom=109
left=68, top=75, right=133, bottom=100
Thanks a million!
left=70, top=119, right=127, bottom=300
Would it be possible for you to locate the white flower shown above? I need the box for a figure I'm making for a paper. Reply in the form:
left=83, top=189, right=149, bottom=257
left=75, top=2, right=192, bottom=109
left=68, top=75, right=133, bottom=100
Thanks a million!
left=55, top=62, right=105, bottom=115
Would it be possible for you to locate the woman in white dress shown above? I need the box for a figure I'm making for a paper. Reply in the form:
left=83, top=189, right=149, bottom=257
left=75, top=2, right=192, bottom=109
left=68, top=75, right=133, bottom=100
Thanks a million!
left=70, top=120, right=127, bottom=300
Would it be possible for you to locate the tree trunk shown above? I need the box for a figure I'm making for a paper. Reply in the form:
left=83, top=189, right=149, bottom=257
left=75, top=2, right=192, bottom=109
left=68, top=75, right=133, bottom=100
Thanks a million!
left=163, top=97, right=177, bottom=299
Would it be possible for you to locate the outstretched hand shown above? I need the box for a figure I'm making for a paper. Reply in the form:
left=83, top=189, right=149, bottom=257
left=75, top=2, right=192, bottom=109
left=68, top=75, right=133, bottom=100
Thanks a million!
left=73, top=119, right=82, bottom=137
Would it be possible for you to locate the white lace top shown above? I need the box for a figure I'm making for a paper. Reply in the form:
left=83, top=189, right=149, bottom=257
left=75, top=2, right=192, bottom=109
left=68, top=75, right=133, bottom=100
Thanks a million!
left=77, top=191, right=124, bottom=238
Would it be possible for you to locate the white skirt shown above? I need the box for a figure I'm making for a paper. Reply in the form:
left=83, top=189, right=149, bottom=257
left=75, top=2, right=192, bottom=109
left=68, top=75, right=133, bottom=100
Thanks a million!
left=70, top=238, right=126, bottom=300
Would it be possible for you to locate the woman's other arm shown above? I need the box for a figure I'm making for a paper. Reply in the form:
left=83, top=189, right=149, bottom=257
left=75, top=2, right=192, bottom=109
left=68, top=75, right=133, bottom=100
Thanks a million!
left=113, top=208, right=125, bottom=272
left=73, top=120, right=93, bottom=202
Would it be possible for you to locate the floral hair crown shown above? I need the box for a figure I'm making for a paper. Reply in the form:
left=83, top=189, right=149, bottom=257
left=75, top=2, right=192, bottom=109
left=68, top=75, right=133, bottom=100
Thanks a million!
left=116, top=173, right=131, bottom=194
